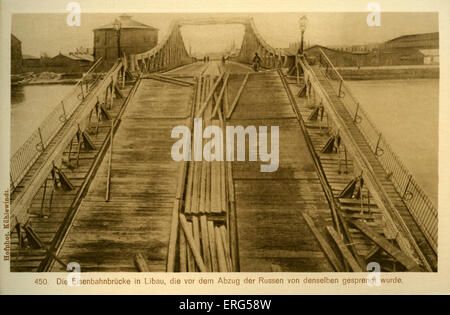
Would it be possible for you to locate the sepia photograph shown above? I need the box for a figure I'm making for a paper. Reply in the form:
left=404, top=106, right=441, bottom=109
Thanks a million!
left=1, top=0, right=449, bottom=297
left=8, top=11, right=440, bottom=273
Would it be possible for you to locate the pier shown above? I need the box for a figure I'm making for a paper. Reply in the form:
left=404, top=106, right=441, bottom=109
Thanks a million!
left=9, top=17, right=437, bottom=273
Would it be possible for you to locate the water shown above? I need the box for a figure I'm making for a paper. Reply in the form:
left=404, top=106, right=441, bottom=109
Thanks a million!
left=347, top=79, right=439, bottom=205
left=11, top=84, right=75, bottom=154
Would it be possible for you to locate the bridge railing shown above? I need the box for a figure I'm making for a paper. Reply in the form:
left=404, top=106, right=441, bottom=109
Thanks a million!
left=130, top=21, right=192, bottom=73
left=10, top=58, right=104, bottom=191
left=316, top=48, right=437, bottom=252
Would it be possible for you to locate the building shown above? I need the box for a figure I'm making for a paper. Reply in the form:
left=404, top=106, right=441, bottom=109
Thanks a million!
left=22, top=54, right=41, bottom=72
left=385, top=32, right=439, bottom=50
left=420, top=49, right=439, bottom=65
left=304, top=45, right=369, bottom=67
left=46, top=53, right=94, bottom=73
left=11, top=34, right=23, bottom=74
left=93, top=14, right=159, bottom=70
left=377, top=32, right=439, bottom=66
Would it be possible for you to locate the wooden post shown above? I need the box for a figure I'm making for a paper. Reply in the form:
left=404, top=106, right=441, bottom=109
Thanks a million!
left=48, top=188, right=54, bottom=214
left=105, top=119, right=114, bottom=202
left=76, top=127, right=82, bottom=168
left=40, top=178, right=47, bottom=216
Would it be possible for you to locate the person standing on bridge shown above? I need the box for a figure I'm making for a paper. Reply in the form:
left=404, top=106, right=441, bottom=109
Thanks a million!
left=253, top=52, right=262, bottom=72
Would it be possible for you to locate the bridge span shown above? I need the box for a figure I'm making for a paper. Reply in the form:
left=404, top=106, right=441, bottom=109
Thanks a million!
left=9, top=18, right=437, bottom=273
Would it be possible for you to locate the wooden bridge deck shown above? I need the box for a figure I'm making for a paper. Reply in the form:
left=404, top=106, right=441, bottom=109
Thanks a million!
left=304, top=65, right=437, bottom=270
left=53, top=78, right=194, bottom=272
left=10, top=59, right=436, bottom=272
left=228, top=72, right=334, bottom=272
left=10, top=84, right=134, bottom=272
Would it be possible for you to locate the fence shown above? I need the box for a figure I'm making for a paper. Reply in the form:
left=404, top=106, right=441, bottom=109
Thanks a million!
left=10, top=58, right=104, bottom=191
left=316, top=48, right=437, bottom=253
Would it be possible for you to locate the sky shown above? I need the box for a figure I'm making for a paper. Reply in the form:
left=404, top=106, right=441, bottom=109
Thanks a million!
left=11, top=12, right=439, bottom=57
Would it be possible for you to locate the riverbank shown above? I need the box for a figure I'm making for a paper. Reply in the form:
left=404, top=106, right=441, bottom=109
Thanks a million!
left=337, top=65, right=439, bottom=80
left=11, top=72, right=82, bottom=86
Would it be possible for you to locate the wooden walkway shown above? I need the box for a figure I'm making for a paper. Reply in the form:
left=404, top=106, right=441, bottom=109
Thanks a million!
left=296, top=65, right=436, bottom=271
left=10, top=60, right=436, bottom=273
left=228, top=71, right=334, bottom=272
left=10, top=83, right=134, bottom=272
left=53, top=78, right=194, bottom=272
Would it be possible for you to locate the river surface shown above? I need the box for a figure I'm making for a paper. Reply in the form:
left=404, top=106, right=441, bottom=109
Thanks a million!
left=10, top=79, right=439, bottom=205
left=347, top=79, right=439, bottom=205
left=11, top=84, right=75, bottom=154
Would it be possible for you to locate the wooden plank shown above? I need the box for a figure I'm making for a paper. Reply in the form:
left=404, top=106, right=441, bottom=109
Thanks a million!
left=349, top=220, right=421, bottom=271
left=207, top=220, right=219, bottom=272
left=210, top=124, right=222, bottom=213
left=199, top=161, right=207, bottom=213
left=211, top=159, right=221, bottom=213
left=227, top=73, right=249, bottom=119
left=134, top=253, right=150, bottom=272
left=166, top=199, right=180, bottom=272
left=179, top=227, right=187, bottom=272
left=186, top=221, right=195, bottom=272
left=227, top=162, right=239, bottom=271
left=200, top=215, right=211, bottom=271
left=150, top=74, right=194, bottom=86
left=198, top=73, right=225, bottom=117
left=220, top=225, right=233, bottom=272
left=179, top=214, right=207, bottom=272
left=215, top=226, right=228, bottom=272
left=212, top=73, right=230, bottom=118
left=191, top=162, right=201, bottom=214
left=147, top=74, right=191, bottom=87
left=176, top=160, right=188, bottom=200
left=302, top=213, right=345, bottom=272
left=192, top=216, right=201, bottom=271
left=184, top=162, right=194, bottom=214
left=365, top=245, right=380, bottom=261
left=206, top=160, right=211, bottom=213
left=326, top=226, right=363, bottom=272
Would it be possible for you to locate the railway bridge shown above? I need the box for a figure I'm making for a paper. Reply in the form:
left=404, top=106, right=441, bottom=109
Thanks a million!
left=9, top=17, right=437, bottom=272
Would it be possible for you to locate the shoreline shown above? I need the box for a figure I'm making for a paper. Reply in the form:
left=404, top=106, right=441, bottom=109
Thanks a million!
left=336, top=65, right=439, bottom=80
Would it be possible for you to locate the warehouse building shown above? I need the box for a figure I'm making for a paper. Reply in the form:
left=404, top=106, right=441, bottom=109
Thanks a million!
left=93, top=14, right=159, bottom=70
left=11, top=34, right=23, bottom=74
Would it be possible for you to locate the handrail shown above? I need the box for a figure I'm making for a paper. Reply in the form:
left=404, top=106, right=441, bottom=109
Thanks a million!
left=133, top=21, right=180, bottom=61
left=298, top=56, right=434, bottom=271
left=10, top=60, right=124, bottom=229
left=10, top=58, right=104, bottom=191
left=131, top=20, right=191, bottom=73
left=314, top=49, right=437, bottom=253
